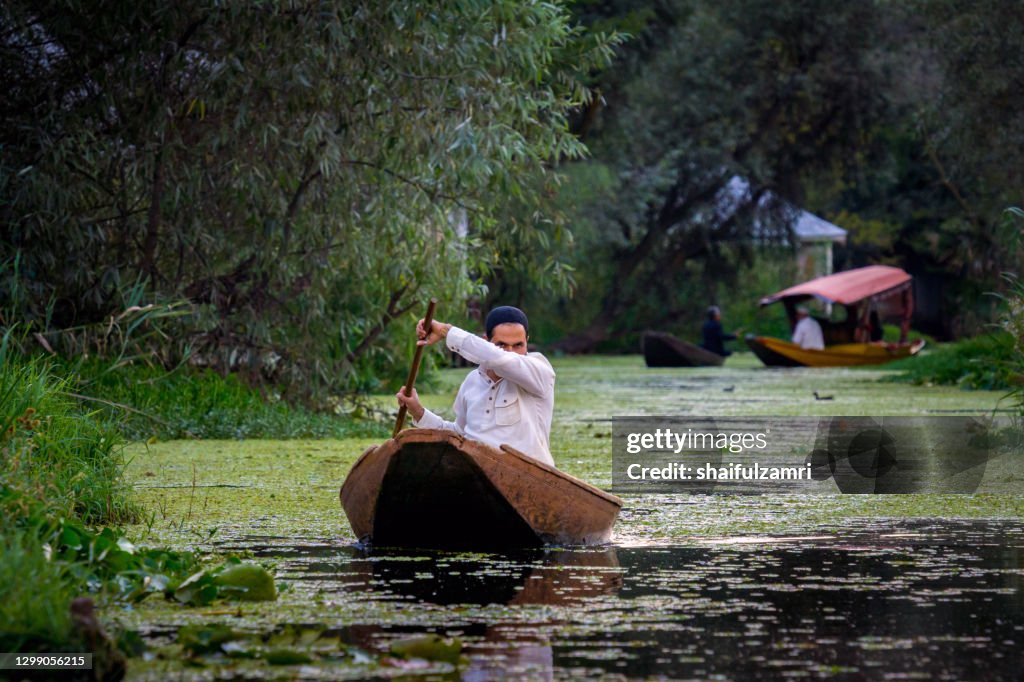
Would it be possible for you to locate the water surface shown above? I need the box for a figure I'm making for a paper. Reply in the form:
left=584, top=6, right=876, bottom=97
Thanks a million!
left=123, top=355, right=1023, bottom=679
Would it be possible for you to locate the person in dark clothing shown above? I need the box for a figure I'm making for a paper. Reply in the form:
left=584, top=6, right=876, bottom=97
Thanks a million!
left=868, top=309, right=884, bottom=342
left=700, top=305, right=738, bottom=357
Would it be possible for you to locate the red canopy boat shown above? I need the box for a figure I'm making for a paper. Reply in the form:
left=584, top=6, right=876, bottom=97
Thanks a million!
left=747, top=265, right=924, bottom=367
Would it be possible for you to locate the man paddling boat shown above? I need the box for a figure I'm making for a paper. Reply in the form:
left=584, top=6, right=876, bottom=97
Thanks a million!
left=395, top=306, right=556, bottom=467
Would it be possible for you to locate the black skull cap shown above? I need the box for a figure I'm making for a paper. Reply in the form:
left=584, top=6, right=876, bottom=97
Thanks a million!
left=485, top=306, right=529, bottom=338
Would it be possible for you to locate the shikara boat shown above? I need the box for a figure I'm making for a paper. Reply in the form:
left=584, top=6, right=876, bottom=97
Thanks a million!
left=746, top=335, right=926, bottom=367
left=642, top=331, right=725, bottom=367
left=339, top=429, right=622, bottom=550
left=747, top=265, right=925, bottom=367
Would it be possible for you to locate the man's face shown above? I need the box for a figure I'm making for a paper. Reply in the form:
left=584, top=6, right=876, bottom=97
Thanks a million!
left=488, top=323, right=528, bottom=355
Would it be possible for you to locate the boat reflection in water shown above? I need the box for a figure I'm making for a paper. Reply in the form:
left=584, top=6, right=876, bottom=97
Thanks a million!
left=342, top=547, right=622, bottom=680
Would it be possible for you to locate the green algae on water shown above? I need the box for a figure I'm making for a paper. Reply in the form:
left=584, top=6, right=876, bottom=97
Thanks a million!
left=118, top=354, right=1022, bottom=680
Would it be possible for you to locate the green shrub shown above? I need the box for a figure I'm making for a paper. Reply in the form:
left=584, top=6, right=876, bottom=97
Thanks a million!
left=56, top=358, right=389, bottom=441
left=0, top=531, right=75, bottom=652
left=997, top=207, right=1024, bottom=417
left=1, top=355, right=136, bottom=524
left=0, top=343, right=384, bottom=658
left=1001, top=292, right=1024, bottom=418
left=1, top=354, right=135, bottom=653
left=883, top=333, right=1017, bottom=390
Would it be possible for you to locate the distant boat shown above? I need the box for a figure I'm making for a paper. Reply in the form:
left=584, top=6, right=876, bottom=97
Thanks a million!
left=339, top=429, right=622, bottom=550
left=641, top=331, right=725, bottom=367
left=747, top=265, right=925, bottom=367
left=746, top=335, right=926, bottom=367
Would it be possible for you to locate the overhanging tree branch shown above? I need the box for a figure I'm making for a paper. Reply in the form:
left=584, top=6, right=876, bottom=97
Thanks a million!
left=345, top=284, right=417, bottom=366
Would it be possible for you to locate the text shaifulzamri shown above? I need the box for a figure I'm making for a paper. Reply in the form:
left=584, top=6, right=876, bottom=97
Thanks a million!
left=626, top=461, right=813, bottom=481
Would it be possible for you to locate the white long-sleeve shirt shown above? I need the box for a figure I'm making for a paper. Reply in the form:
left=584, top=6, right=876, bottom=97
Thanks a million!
left=414, top=326, right=556, bottom=466
left=792, top=316, right=825, bottom=350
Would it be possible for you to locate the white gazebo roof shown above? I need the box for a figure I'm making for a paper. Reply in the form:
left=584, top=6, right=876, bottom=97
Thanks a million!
left=719, top=176, right=847, bottom=245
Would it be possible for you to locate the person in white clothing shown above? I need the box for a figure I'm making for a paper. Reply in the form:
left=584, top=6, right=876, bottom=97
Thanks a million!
left=395, top=306, right=556, bottom=467
left=792, top=306, right=825, bottom=350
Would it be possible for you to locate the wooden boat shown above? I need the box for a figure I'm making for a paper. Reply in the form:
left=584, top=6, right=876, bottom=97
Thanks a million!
left=749, top=265, right=924, bottom=367
left=641, top=331, right=725, bottom=367
left=746, top=335, right=926, bottom=367
left=339, top=429, right=622, bottom=550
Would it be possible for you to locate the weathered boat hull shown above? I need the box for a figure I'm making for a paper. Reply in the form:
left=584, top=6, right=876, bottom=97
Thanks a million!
left=641, top=331, right=725, bottom=367
left=339, top=429, right=622, bottom=550
left=746, top=335, right=925, bottom=367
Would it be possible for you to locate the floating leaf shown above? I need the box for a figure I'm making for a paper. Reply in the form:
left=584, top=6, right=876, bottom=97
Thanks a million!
left=264, top=649, right=313, bottom=665
left=221, top=640, right=259, bottom=659
left=173, top=569, right=219, bottom=605
left=388, top=634, right=463, bottom=665
left=178, top=624, right=242, bottom=655
left=213, top=563, right=277, bottom=602
left=61, top=526, right=82, bottom=551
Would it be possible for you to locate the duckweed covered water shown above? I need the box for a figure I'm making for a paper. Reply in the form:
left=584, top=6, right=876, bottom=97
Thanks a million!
left=122, top=354, right=1023, bottom=679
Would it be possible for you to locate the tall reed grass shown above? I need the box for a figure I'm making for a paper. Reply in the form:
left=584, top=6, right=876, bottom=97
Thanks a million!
left=1, top=346, right=137, bottom=650
left=1, top=353, right=137, bottom=524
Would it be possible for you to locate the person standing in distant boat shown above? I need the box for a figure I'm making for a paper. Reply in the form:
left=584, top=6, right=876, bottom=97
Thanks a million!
left=699, top=305, right=740, bottom=357
left=395, top=306, right=556, bottom=467
left=792, top=305, right=825, bottom=350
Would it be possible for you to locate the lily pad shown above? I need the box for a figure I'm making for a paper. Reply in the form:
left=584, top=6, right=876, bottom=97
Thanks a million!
left=263, top=648, right=314, bottom=665
left=172, top=569, right=219, bottom=606
left=178, top=624, right=243, bottom=655
left=388, top=634, right=462, bottom=665
left=213, top=563, right=277, bottom=601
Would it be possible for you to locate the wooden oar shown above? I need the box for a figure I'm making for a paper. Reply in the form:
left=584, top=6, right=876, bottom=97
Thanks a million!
left=393, top=298, right=438, bottom=438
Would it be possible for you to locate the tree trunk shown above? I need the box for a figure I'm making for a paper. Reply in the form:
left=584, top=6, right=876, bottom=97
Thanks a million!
left=554, top=175, right=731, bottom=353
left=140, top=136, right=165, bottom=278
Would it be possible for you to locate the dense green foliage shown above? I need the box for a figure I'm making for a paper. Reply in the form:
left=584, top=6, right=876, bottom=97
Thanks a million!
left=0, top=352, right=129, bottom=650
left=65, top=358, right=389, bottom=440
left=1, top=355, right=135, bottom=523
left=0, top=531, right=78, bottom=650
left=510, top=0, right=1024, bottom=349
left=884, top=334, right=1018, bottom=391
left=1, top=0, right=618, bottom=394
left=3, top=0, right=1021, bottom=386
left=0, top=353, right=281, bottom=653
left=997, top=208, right=1024, bottom=416
left=1, top=346, right=128, bottom=650
left=515, top=0, right=895, bottom=351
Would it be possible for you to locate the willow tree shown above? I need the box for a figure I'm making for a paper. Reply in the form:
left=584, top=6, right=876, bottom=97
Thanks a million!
left=0, top=1, right=616, bottom=392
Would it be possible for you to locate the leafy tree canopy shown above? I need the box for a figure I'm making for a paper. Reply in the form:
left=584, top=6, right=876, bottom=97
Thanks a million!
left=0, top=1, right=619, bottom=393
left=516, top=0, right=1024, bottom=348
left=527, top=0, right=892, bottom=351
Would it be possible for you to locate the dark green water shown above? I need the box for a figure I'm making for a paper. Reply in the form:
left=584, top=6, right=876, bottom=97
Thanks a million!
left=124, top=358, right=1021, bottom=679
left=146, top=518, right=1021, bottom=681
